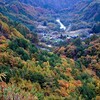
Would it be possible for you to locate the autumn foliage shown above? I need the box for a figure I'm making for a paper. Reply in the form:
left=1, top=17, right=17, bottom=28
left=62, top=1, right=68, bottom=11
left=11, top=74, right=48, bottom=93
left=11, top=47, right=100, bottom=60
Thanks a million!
left=0, top=13, right=100, bottom=100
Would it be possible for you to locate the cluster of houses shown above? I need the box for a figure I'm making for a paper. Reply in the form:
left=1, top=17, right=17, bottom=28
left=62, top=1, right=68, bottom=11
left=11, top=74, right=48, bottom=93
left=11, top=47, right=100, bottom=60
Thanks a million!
left=36, top=21, right=93, bottom=49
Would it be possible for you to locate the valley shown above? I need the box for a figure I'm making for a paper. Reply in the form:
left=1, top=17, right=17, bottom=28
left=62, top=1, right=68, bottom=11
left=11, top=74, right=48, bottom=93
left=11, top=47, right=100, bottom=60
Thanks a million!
left=0, top=0, right=100, bottom=100
left=1, top=0, right=100, bottom=49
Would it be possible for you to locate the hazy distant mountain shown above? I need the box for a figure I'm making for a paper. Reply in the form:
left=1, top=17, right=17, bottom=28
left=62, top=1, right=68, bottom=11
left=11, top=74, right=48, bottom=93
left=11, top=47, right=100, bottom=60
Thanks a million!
left=3, top=0, right=92, bottom=11
left=22, top=0, right=93, bottom=11
left=19, top=0, right=78, bottom=11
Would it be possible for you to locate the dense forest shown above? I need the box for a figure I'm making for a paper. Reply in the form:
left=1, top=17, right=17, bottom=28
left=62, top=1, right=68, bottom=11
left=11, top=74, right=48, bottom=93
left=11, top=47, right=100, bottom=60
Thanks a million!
left=0, top=0, right=100, bottom=100
left=0, top=12, right=100, bottom=100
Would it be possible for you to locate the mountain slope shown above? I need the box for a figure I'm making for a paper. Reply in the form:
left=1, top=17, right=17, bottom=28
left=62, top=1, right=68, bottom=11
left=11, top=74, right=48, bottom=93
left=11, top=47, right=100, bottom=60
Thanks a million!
left=12, top=0, right=78, bottom=10
left=0, top=13, right=100, bottom=100
left=0, top=0, right=51, bottom=31
left=0, top=0, right=100, bottom=99
left=3, top=0, right=92, bottom=11
left=70, top=0, right=100, bottom=22
left=81, top=0, right=100, bottom=21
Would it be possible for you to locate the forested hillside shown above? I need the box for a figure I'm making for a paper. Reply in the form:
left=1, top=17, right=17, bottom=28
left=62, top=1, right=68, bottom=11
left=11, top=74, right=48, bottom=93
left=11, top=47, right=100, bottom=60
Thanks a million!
left=0, top=0, right=100, bottom=100
left=0, top=13, right=100, bottom=100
